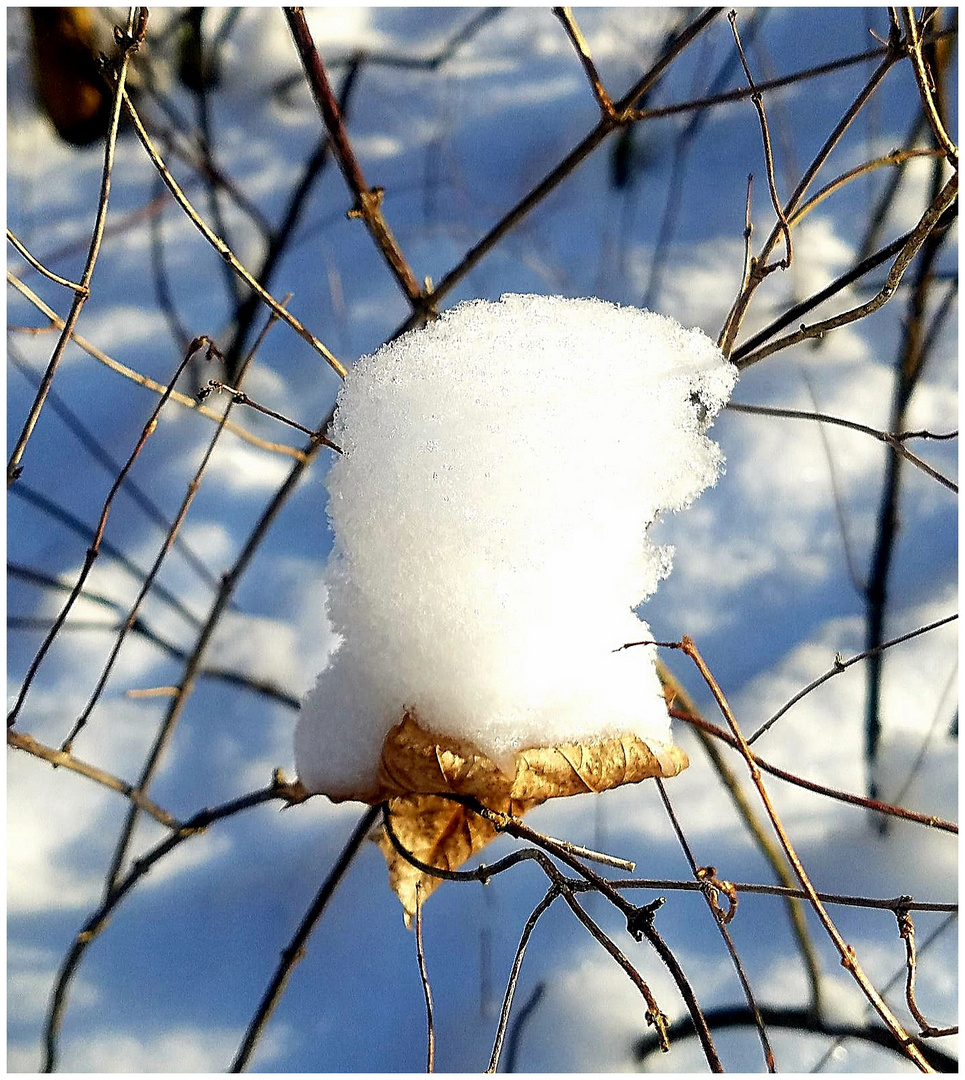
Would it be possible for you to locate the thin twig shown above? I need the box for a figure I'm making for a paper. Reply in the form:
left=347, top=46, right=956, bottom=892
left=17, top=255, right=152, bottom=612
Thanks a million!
left=8, top=489, right=204, bottom=631
left=503, top=980, right=546, bottom=1074
left=7, top=272, right=305, bottom=460
left=734, top=173, right=958, bottom=368
left=7, top=8, right=147, bottom=486
left=634, top=1004, right=957, bottom=1072
left=62, top=308, right=290, bottom=752
left=864, top=166, right=953, bottom=809
left=788, top=147, right=944, bottom=227
left=656, top=778, right=776, bottom=1071
left=44, top=776, right=310, bottom=1072
left=6, top=229, right=85, bottom=292
left=101, top=407, right=338, bottom=899
left=229, top=805, right=380, bottom=1072
left=414, top=882, right=436, bottom=1073
left=674, top=709, right=958, bottom=834
left=117, top=84, right=346, bottom=378
left=390, top=7, right=721, bottom=339
left=659, top=662, right=824, bottom=1017
left=727, top=401, right=958, bottom=493
left=553, top=8, right=615, bottom=115
left=728, top=10, right=791, bottom=270
left=488, top=891, right=559, bottom=1073
left=7, top=336, right=213, bottom=729
left=669, top=636, right=934, bottom=1073
left=748, top=612, right=957, bottom=745
left=902, top=8, right=958, bottom=168
left=284, top=7, right=425, bottom=309
left=895, top=906, right=958, bottom=1039
left=7, top=729, right=178, bottom=829
left=9, top=346, right=224, bottom=591
left=719, top=46, right=901, bottom=357
left=199, top=381, right=341, bottom=452
left=560, top=892, right=679, bottom=1063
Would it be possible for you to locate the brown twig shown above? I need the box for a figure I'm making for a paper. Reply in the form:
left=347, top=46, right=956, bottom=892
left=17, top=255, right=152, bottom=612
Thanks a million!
left=6, top=229, right=85, bottom=292
left=674, top=709, right=958, bottom=835
left=668, top=636, right=934, bottom=1073
left=553, top=7, right=615, bottom=115
left=895, top=905, right=958, bottom=1039
left=284, top=7, right=425, bottom=310
left=62, top=307, right=290, bottom=753
left=719, top=45, right=902, bottom=357
left=7, top=336, right=214, bottom=729
left=7, top=729, right=177, bottom=829
left=388, top=797, right=723, bottom=1072
left=788, top=147, right=945, bottom=227
left=503, top=979, right=546, bottom=1074
left=727, top=401, right=958, bottom=493
left=635, top=1004, right=957, bottom=1072
left=901, top=8, right=958, bottom=169
left=7, top=272, right=305, bottom=460
left=414, top=882, right=436, bottom=1073
left=229, top=805, right=384, bottom=1072
left=117, top=84, right=347, bottom=378
left=728, top=10, right=791, bottom=270
left=487, top=890, right=559, bottom=1073
left=746, top=612, right=958, bottom=745
left=390, top=7, right=721, bottom=339
left=199, top=381, right=341, bottom=452
left=7, top=9, right=147, bottom=487
left=733, top=172, right=958, bottom=368
left=44, top=774, right=311, bottom=1072
left=656, top=778, right=776, bottom=1071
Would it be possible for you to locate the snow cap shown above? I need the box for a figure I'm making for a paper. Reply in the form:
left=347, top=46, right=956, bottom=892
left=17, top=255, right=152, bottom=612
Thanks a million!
left=296, top=294, right=736, bottom=799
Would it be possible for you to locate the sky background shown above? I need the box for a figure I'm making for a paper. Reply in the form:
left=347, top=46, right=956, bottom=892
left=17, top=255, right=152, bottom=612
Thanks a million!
left=7, top=6, right=958, bottom=1073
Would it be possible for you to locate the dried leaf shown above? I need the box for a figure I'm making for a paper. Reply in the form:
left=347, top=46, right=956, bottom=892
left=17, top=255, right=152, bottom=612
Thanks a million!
left=370, top=712, right=688, bottom=923
left=378, top=795, right=503, bottom=926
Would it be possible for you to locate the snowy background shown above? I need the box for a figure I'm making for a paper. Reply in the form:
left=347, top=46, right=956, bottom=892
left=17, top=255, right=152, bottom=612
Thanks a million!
left=7, top=6, right=957, bottom=1073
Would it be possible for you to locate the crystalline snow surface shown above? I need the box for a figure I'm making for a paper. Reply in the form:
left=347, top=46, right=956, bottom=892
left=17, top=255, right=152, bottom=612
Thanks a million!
left=296, top=294, right=736, bottom=798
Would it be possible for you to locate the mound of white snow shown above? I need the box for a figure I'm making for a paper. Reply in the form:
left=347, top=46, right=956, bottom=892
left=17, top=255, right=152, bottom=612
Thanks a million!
left=296, top=294, right=736, bottom=799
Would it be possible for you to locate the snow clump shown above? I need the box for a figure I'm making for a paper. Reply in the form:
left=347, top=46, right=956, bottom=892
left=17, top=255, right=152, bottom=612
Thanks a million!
left=296, top=294, right=736, bottom=799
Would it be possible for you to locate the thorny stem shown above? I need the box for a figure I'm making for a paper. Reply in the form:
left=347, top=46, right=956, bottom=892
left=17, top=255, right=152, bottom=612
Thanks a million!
left=7, top=337, right=212, bottom=729
left=669, top=636, right=935, bottom=1073
left=7, top=8, right=147, bottom=487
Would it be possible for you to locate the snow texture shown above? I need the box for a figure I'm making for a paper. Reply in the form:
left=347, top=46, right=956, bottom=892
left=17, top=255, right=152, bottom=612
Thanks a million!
left=296, top=294, right=736, bottom=798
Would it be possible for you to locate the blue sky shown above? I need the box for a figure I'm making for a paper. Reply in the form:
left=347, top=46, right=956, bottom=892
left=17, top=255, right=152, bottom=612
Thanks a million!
left=7, top=7, right=957, bottom=1073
